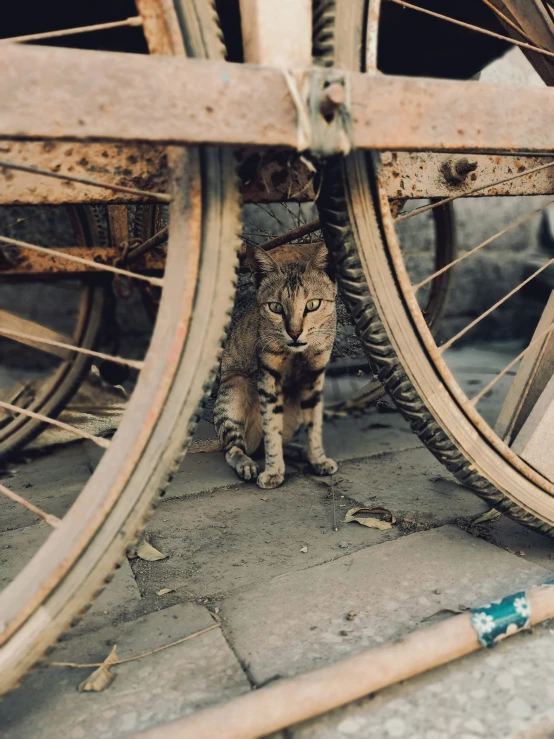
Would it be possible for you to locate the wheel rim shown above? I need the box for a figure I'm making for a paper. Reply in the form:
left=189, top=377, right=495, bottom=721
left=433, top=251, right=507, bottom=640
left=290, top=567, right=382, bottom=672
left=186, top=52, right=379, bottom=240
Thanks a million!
left=0, top=0, right=240, bottom=694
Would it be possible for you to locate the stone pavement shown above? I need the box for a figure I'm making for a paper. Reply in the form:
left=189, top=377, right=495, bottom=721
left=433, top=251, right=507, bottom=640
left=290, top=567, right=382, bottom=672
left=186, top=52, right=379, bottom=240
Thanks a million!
left=2, top=349, right=554, bottom=738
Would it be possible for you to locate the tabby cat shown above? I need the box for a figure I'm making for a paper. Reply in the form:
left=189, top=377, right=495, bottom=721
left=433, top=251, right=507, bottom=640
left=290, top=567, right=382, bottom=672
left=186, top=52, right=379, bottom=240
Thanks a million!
left=214, top=243, right=338, bottom=489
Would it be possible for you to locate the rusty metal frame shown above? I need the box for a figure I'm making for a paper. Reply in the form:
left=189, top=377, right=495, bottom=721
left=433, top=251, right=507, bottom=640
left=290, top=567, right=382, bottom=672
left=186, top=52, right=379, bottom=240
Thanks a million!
left=3, top=43, right=554, bottom=154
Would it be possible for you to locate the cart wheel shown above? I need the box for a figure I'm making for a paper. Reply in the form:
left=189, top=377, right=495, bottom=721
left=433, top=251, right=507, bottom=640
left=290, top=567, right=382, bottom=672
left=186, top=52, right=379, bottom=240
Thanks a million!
left=0, top=0, right=240, bottom=695
left=316, top=0, right=554, bottom=536
left=0, top=205, right=106, bottom=457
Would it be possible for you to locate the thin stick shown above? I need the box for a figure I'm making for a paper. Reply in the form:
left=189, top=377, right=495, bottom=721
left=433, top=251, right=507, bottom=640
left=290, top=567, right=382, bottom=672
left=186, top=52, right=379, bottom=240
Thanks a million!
left=471, top=319, right=554, bottom=405
left=395, top=159, right=554, bottom=223
left=480, top=0, right=537, bottom=45
left=440, top=255, right=554, bottom=351
left=255, top=219, right=322, bottom=252
left=0, top=235, right=164, bottom=287
left=414, top=198, right=554, bottom=291
left=126, top=226, right=169, bottom=263
left=0, top=327, right=144, bottom=369
left=0, top=159, right=171, bottom=203
left=0, top=17, right=143, bottom=44
left=131, top=582, right=554, bottom=739
left=0, top=482, right=61, bottom=527
left=49, top=624, right=220, bottom=668
left=388, top=0, right=554, bottom=60
left=0, top=398, right=110, bottom=448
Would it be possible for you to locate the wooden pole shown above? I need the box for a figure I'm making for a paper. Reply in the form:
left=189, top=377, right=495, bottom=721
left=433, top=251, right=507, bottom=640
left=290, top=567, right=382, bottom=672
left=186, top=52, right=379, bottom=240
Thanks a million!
left=133, top=582, right=554, bottom=739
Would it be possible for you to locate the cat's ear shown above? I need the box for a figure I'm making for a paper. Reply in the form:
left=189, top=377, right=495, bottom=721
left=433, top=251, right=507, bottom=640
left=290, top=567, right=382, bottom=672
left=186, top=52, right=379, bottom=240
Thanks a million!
left=246, top=245, right=280, bottom=277
left=306, top=244, right=329, bottom=272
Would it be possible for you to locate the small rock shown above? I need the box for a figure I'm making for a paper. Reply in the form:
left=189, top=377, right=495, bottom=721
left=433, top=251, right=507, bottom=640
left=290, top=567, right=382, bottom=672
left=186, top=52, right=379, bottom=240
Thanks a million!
left=339, top=630, right=349, bottom=637
left=507, top=697, right=532, bottom=718
left=339, top=541, right=349, bottom=549
left=434, top=588, right=442, bottom=595
left=346, top=610, right=357, bottom=621
left=385, top=717, right=406, bottom=737
left=300, top=546, right=308, bottom=553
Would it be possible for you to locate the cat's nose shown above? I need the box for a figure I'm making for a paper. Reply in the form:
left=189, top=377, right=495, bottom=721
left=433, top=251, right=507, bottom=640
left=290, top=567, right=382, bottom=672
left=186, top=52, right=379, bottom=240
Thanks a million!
left=287, top=329, right=301, bottom=341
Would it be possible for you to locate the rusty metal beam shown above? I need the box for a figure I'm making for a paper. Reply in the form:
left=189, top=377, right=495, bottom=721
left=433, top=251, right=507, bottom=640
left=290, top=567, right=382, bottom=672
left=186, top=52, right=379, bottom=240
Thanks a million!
left=4, top=44, right=554, bottom=153
left=0, top=141, right=169, bottom=204
left=381, top=152, right=554, bottom=199
left=0, top=246, right=165, bottom=278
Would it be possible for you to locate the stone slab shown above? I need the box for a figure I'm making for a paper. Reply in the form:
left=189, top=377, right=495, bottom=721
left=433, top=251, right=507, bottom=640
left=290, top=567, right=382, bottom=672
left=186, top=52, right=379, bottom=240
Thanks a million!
left=221, top=526, right=551, bottom=685
left=132, top=447, right=489, bottom=602
left=0, top=444, right=91, bottom=532
left=1, top=603, right=251, bottom=739
left=167, top=411, right=420, bottom=500
left=292, top=624, right=554, bottom=739
left=130, top=475, right=399, bottom=600
left=70, top=558, right=143, bottom=637
left=0, top=522, right=142, bottom=638
left=339, top=448, right=489, bottom=528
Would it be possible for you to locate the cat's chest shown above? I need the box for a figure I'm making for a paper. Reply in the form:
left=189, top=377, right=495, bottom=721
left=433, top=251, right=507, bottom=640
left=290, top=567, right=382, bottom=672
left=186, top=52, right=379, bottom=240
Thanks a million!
left=279, top=356, right=312, bottom=397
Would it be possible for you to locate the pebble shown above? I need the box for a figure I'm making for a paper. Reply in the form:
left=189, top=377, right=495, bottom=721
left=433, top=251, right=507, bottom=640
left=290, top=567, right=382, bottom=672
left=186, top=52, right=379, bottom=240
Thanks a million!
left=507, top=697, right=532, bottom=718
left=339, top=541, right=349, bottom=549
left=385, top=717, right=406, bottom=737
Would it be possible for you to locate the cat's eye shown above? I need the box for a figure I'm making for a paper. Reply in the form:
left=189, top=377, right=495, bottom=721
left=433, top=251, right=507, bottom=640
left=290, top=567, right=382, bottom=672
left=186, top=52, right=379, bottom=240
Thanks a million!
left=268, top=302, right=284, bottom=314
left=306, top=299, right=321, bottom=312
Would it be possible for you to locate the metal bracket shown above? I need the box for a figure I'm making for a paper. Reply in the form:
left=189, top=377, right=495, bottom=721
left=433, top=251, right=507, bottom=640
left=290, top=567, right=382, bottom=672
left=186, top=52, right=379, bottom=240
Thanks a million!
left=307, top=68, right=354, bottom=159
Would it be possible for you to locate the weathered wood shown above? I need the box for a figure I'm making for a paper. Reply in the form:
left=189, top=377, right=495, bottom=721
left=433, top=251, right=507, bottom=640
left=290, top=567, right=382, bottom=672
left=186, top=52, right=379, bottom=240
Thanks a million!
left=0, top=310, right=71, bottom=359
left=0, top=246, right=165, bottom=277
left=496, top=292, right=554, bottom=444
left=512, top=371, right=554, bottom=482
left=3, top=44, right=554, bottom=153
left=240, top=0, right=312, bottom=67
left=381, top=152, right=554, bottom=200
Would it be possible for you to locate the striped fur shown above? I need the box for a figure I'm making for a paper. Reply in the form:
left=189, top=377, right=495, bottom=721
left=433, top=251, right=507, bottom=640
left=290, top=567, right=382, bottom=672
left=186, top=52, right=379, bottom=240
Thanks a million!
left=214, top=244, right=338, bottom=489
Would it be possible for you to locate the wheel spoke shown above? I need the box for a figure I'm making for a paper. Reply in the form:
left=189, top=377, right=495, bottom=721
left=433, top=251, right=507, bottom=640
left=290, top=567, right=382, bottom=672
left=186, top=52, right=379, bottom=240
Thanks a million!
left=0, top=483, right=61, bottom=528
left=0, top=309, right=73, bottom=359
left=0, top=17, right=143, bottom=44
left=0, top=325, right=143, bottom=369
left=0, top=159, right=171, bottom=203
left=413, top=199, right=554, bottom=291
left=0, top=398, right=111, bottom=448
left=470, top=318, right=554, bottom=405
left=388, top=0, right=554, bottom=60
left=0, top=235, right=164, bottom=286
left=441, top=255, right=554, bottom=352
left=395, top=160, right=554, bottom=223
left=480, top=0, right=538, bottom=45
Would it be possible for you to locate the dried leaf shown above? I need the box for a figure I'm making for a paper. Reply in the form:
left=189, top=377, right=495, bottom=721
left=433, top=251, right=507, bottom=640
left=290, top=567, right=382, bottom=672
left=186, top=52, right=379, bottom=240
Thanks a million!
left=472, top=508, right=501, bottom=525
left=343, top=507, right=396, bottom=531
left=421, top=608, right=464, bottom=622
left=156, top=588, right=174, bottom=596
left=78, top=645, right=118, bottom=693
left=136, top=537, right=168, bottom=562
left=300, top=546, right=308, bottom=553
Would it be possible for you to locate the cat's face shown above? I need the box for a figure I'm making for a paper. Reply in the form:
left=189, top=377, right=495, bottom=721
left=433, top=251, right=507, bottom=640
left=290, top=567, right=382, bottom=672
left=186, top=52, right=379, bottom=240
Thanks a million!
left=249, top=245, right=337, bottom=353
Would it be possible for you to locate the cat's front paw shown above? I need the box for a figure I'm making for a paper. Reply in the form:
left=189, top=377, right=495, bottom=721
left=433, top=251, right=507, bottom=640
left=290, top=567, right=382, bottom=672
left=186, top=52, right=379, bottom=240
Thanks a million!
left=257, top=470, right=285, bottom=489
left=311, top=457, right=338, bottom=476
left=236, top=457, right=259, bottom=481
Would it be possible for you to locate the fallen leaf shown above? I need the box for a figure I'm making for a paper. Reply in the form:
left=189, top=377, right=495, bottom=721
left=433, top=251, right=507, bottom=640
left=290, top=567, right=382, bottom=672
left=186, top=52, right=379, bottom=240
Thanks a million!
left=343, top=507, right=396, bottom=530
left=78, top=645, right=118, bottom=693
left=472, top=508, right=501, bottom=525
left=135, top=537, right=168, bottom=562
left=300, top=546, right=308, bottom=553
left=421, top=608, right=464, bottom=622
left=156, top=588, right=174, bottom=596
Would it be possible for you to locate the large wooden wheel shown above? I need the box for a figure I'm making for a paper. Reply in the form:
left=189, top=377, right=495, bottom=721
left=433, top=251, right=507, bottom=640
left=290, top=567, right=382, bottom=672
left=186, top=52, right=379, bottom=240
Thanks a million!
left=0, top=1, right=240, bottom=695
left=316, top=0, right=554, bottom=536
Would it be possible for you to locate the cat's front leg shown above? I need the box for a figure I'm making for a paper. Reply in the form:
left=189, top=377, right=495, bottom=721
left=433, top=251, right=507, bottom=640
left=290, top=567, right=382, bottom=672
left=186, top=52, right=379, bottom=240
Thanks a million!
left=301, top=369, right=338, bottom=476
left=257, top=361, right=286, bottom=489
